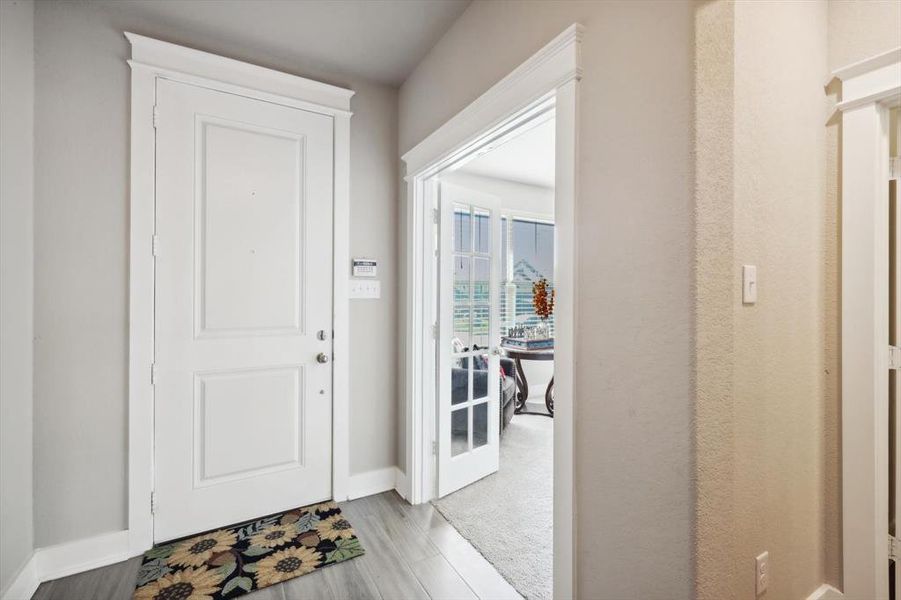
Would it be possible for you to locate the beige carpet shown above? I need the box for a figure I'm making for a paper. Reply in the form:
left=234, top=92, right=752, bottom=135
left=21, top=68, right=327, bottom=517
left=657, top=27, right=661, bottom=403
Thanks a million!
left=432, top=414, right=552, bottom=600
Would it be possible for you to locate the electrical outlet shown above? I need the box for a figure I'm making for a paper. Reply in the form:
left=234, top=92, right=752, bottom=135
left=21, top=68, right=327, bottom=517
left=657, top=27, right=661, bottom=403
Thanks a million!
left=756, top=551, right=769, bottom=595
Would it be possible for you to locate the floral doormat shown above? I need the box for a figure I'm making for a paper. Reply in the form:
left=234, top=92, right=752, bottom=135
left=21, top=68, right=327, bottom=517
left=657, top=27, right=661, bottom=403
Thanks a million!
left=133, top=501, right=364, bottom=599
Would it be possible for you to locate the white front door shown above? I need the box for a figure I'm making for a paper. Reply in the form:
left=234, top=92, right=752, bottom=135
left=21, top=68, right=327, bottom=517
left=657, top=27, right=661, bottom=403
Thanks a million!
left=153, top=78, right=334, bottom=542
left=437, top=182, right=502, bottom=497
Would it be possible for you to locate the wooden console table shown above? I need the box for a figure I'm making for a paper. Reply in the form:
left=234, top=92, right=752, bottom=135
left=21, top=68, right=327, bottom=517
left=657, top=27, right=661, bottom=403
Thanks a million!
left=501, top=346, right=554, bottom=417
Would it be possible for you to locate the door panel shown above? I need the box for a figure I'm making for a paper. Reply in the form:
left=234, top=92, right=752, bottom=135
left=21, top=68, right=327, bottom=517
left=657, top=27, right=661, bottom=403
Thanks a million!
left=195, top=366, right=303, bottom=484
left=198, top=118, right=304, bottom=336
left=437, top=182, right=501, bottom=497
left=154, top=78, right=334, bottom=542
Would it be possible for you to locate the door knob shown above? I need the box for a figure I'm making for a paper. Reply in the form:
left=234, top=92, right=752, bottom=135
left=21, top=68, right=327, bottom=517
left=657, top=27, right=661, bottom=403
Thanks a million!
left=316, top=352, right=330, bottom=364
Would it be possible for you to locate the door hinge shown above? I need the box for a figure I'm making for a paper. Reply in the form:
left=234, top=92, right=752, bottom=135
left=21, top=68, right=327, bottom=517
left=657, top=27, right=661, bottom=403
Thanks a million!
left=151, top=363, right=158, bottom=385
left=890, top=534, right=899, bottom=561
left=432, top=208, right=439, bottom=225
left=431, top=323, right=438, bottom=339
left=890, top=346, right=901, bottom=370
left=153, top=105, right=160, bottom=129
left=151, top=234, right=160, bottom=257
left=891, top=157, right=901, bottom=181
left=150, top=491, right=157, bottom=514
left=432, top=441, right=438, bottom=456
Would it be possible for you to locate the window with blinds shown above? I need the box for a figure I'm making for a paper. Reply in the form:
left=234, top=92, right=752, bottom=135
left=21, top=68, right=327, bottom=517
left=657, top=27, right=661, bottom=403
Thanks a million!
left=500, top=216, right=556, bottom=337
left=452, top=211, right=556, bottom=346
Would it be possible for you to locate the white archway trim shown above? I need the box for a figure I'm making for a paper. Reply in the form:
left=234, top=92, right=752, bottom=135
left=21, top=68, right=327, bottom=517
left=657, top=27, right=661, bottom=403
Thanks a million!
left=836, top=46, right=900, bottom=600
left=401, top=23, right=582, bottom=600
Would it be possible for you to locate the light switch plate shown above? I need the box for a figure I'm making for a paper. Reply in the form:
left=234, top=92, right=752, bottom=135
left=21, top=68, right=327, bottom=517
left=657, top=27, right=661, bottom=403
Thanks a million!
left=349, top=279, right=380, bottom=299
left=743, top=265, right=758, bottom=304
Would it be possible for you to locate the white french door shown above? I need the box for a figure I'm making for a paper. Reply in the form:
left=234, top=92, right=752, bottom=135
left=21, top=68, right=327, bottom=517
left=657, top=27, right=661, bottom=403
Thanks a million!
left=436, top=182, right=502, bottom=497
left=153, top=78, right=334, bottom=542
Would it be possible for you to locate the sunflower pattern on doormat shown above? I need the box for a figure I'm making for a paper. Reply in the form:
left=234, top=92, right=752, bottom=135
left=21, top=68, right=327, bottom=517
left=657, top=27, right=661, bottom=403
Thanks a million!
left=133, top=501, right=364, bottom=599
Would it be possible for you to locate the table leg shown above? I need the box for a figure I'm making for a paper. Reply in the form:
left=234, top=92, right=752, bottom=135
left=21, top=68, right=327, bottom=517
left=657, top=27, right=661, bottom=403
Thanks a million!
left=545, top=376, right=554, bottom=416
left=514, top=357, right=529, bottom=412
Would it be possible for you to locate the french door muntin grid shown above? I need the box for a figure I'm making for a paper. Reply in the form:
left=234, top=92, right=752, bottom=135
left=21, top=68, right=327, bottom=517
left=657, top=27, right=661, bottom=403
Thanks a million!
left=450, top=203, right=493, bottom=457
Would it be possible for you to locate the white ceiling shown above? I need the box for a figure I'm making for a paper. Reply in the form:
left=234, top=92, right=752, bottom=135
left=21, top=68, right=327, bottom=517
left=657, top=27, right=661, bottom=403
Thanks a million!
left=104, top=0, right=471, bottom=86
left=458, top=117, right=555, bottom=188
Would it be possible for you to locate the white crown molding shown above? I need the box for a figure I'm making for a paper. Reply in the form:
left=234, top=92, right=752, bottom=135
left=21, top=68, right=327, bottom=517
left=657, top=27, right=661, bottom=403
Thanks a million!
left=834, top=47, right=901, bottom=83
left=401, top=23, right=582, bottom=177
left=125, top=32, right=354, bottom=115
left=832, top=46, right=900, bottom=113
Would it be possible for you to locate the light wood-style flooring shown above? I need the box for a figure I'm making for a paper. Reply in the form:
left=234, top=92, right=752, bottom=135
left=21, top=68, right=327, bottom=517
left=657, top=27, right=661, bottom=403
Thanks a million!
left=32, top=491, right=523, bottom=600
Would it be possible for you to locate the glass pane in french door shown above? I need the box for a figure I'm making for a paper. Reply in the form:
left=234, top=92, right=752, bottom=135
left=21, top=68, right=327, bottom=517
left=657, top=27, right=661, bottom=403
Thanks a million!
left=451, top=354, right=468, bottom=406
left=474, top=208, right=491, bottom=253
left=454, top=205, right=471, bottom=253
left=473, top=402, right=488, bottom=449
left=451, top=407, right=468, bottom=457
left=449, top=199, right=494, bottom=458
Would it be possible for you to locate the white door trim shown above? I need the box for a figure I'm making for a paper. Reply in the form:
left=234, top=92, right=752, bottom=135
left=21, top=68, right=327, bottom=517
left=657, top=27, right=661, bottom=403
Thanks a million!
left=834, top=47, right=901, bottom=600
left=126, top=32, right=353, bottom=555
left=401, top=23, right=582, bottom=599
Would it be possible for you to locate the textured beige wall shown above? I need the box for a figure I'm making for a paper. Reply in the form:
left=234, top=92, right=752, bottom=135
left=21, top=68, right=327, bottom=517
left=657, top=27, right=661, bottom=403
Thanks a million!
left=0, top=0, right=35, bottom=593
left=732, top=3, right=829, bottom=598
left=695, top=1, right=901, bottom=598
left=693, top=2, right=736, bottom=598
left=828, top=0, right=901, bottom=71
left=32, top=0, right=399, bottom=546
left=400, top=2, right=695, bottom=597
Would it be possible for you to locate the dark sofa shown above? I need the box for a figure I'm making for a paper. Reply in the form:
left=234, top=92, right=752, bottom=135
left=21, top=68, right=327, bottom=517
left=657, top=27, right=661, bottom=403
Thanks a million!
left=450, top=352, right=517, bottom=441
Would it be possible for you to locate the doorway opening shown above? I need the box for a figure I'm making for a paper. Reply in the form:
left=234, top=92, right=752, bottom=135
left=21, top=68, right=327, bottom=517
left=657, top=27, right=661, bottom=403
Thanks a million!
left=402, top=23, right=581, bottom=600
left=432, top=108, right=557, bottom=600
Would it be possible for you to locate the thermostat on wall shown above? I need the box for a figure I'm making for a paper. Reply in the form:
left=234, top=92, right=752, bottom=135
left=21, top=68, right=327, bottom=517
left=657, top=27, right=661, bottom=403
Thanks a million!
left=352, top=258, right=377, bottom=277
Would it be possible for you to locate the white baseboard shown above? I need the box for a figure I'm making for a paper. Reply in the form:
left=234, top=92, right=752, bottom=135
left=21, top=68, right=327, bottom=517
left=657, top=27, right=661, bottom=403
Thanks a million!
left=394, top=467, right=409, bottom=500
left=1, top=553, right=38, bottom=600
left=2, top=468, right=413, bottom=600
left=37, top=530, right=132, bottom=583
left=806, top=584, right=843, bottom=600
left=346, top=466, right=404, bottom=500
left=2, top=530, right=136, bottom=600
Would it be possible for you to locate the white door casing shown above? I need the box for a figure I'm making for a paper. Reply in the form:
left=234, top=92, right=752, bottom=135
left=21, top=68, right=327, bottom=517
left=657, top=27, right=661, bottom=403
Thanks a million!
left=153, top=78, right=334, bottom=542
left=401, top=24, right=581, bottom=598
left=128, top=32, right=353, bottom=557
left=437, top=182, right=502, bottom=497
left=834, top=47, right=901, bottom=598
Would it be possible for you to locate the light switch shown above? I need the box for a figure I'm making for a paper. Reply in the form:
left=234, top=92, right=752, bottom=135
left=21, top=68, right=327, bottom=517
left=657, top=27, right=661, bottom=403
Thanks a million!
left=742, top=265, right=757, bottom=304
left=349, top=279, right=380, bottom=299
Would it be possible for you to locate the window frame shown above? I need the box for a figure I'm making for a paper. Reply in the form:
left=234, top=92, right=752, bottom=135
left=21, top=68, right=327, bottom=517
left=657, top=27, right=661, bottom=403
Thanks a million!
left=500, top=211, right=556, bottom=337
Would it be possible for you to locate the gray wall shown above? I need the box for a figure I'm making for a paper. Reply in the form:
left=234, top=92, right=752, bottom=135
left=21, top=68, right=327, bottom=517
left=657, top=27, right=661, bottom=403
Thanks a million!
left=32, top=1, right=398, bottom=547
left=399, top=1, right=695, bottom=597
left=0, top=0, right=35, bottom=592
